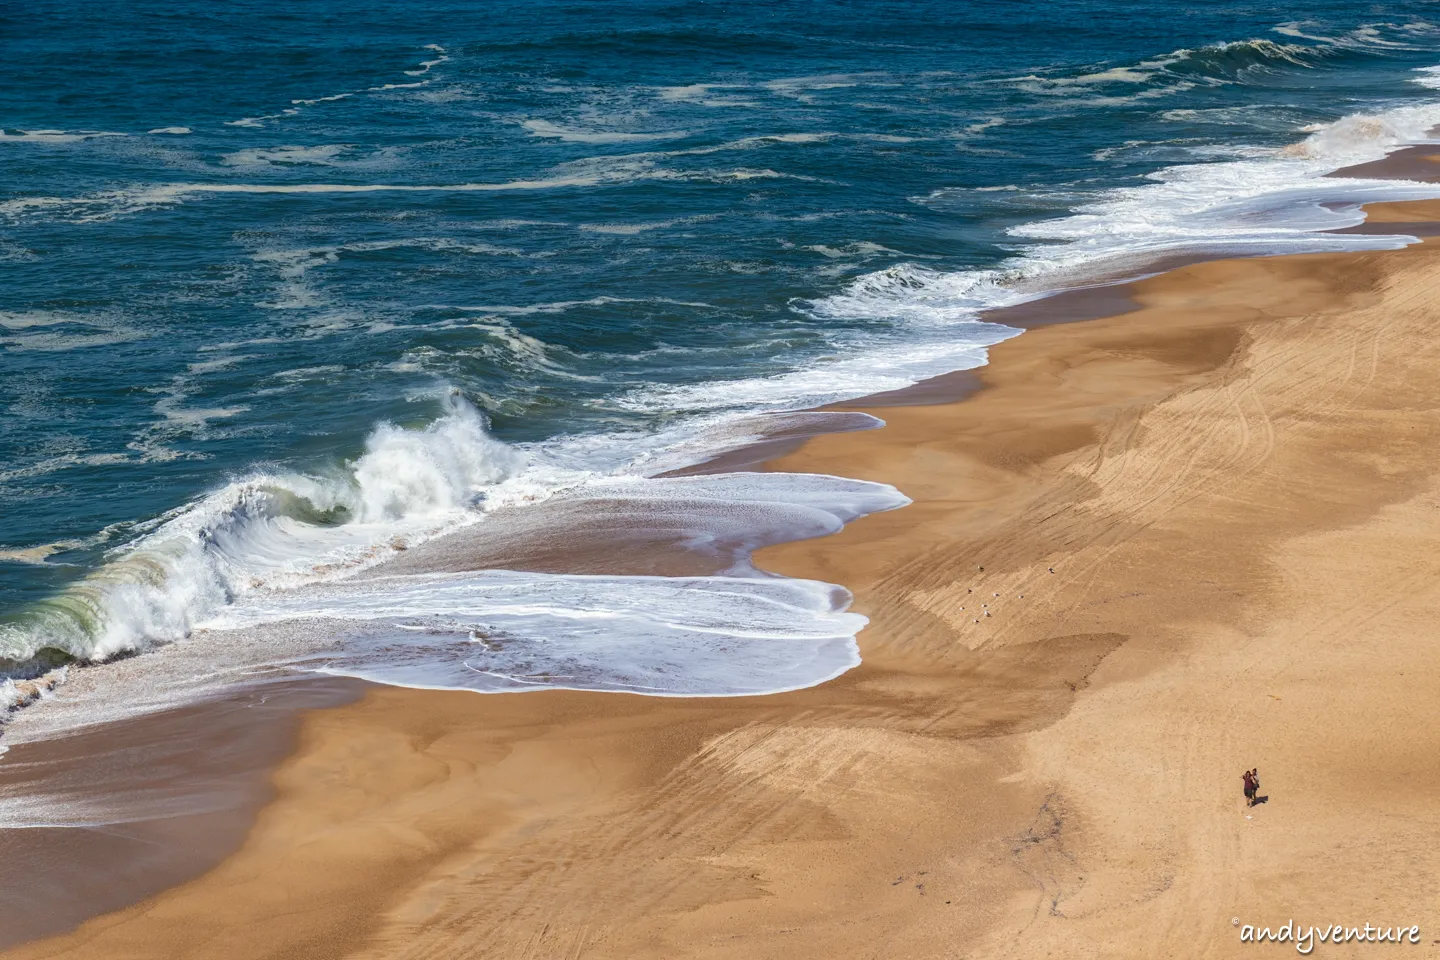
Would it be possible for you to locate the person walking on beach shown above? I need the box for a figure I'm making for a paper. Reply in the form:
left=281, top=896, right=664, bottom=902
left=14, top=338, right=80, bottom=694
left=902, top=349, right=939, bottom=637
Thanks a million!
left=1242, top=769, right=1256, bottom=806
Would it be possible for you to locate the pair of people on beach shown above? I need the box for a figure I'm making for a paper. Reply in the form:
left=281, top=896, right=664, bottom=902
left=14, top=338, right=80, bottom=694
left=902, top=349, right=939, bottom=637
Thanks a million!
left=1242, top=768, right=1262, bottom=806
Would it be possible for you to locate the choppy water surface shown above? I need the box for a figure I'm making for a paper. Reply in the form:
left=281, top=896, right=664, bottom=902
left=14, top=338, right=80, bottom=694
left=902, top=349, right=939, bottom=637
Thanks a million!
left=5, top=1, right=1440, bottom=718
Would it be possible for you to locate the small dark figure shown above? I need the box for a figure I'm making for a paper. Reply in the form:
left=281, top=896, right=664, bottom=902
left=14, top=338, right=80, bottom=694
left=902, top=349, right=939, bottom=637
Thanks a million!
left=1250, top=768, right=1267, bottom=805
left=1242, top=770, right=1256, bottom=805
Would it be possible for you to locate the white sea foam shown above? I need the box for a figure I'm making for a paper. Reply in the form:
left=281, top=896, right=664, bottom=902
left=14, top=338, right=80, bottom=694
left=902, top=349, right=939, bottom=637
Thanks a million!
left=577, top=217, right=691, bottom=234
left=453, top=320, right=592, bottom=379
left=1158, top=105, right=1313, bottom=132
left=220, top=570, right=865, bottom=697
left=405, top=45, right=450, bottom=77
left=801, top=241, right=903, bottom=259
left=957, top=118, right=1006, bottom=138
left=226, top=112, right=296, bottom=129
left=153, top=393, right=249, bottom=427
left=290, top=93, right=355, bottom=107
left=147, top=127, right=192, bottom=135
left=270, top=365, right=346, bottom=381
left=0, top=310, right=147, bottom=352
left=0, top=545, right=69, bottom=566
left=0, top=452, right=133, bottom=488
left=222, top=144, right=354, bottom=166
left=0, top=129, right=127, bottom=143
left=521, top=119, right=690, bottom=143
left=655, top=83, right=758, bottom=107
left=613, top=315, right=1016, bottom=418
left=661, top=75, right=924, bottom=112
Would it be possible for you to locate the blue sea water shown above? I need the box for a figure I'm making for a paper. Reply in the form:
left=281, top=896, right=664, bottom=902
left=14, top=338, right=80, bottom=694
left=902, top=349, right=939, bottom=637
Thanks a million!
left=5, top=1, right=1440, bottom=718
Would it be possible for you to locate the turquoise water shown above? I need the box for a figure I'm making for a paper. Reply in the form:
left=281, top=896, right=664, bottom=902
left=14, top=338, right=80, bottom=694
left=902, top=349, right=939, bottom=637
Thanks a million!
left=5, top=2, right=1440, bottom=709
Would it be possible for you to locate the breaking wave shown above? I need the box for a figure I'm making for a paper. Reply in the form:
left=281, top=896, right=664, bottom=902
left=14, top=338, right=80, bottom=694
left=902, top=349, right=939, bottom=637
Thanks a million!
left=0, top=393, right=546, bottom=669
left=0, top=390, right=909, bottom=705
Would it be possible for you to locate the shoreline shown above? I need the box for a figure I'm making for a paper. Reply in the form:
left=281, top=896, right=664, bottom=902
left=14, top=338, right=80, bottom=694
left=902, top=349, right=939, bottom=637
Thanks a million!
left=8, top=163, right=1440, bottom=954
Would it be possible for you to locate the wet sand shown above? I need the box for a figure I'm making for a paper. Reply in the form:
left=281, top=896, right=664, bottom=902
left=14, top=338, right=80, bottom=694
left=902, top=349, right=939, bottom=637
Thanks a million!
left=11, top=197, right=1440, bottom=955
left=1324, top=142, right=1440, bottom=180
left=0, top=677, right=360, bottom=950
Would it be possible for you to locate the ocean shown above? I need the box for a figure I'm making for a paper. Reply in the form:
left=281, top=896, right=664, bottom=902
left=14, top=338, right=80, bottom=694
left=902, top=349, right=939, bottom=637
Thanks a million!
left=5, top=0, right=1440, bottom=732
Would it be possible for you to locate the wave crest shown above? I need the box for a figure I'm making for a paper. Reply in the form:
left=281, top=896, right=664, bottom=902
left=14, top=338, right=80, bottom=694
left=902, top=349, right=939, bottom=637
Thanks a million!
left=1165, top=38, right=1322, bottom=80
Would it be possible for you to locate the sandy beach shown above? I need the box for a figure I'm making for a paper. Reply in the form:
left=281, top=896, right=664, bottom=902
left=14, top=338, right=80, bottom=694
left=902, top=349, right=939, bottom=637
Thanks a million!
left=10, top=195, right=1440, bottom=957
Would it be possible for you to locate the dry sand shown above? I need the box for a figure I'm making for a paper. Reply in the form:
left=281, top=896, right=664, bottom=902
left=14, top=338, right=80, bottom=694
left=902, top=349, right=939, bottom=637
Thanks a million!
left=10, top=203, right=1440, bottom=958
